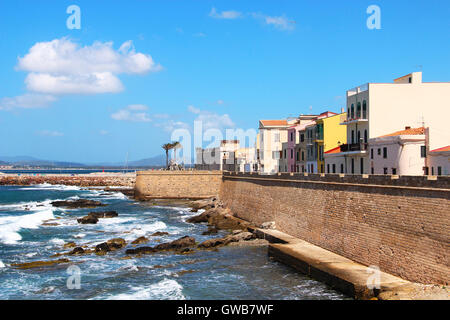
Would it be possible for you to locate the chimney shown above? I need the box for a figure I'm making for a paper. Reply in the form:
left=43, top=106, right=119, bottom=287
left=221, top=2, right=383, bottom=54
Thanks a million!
left=341, top=107, right=345, bottom=113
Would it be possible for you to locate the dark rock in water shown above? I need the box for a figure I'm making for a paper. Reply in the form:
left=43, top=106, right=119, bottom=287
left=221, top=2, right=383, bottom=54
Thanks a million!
left=95, top=238, right=127, bottom=254
left=107, top=238, right=127, bottom=250
left=69, top=247, right=85, bottom=255
left=198, top=231, right=255, bottom=249
left=63, top=242, right=77, bottom=249
left=154, top=236, right=196, bottom=251
left=77, top=216, right=99, bottom=224
left=126, top=246, right=156, bottom=255
left=88, top=211, right=118, bottom=218
left=186, top=211, right=210, bottom=223
left=151, top=231, right=169, bottom=237
left=131, top=236, right=149, bottom=244
left=51, top=199, right=106, bottom=209
left=126, top=236, right=196, bottom=255
left=202, top=227, right=218, bottom=235
left=12, top=258, right=71, bottom=269
left=198, top=238, right=226, bottom=249
left=95, top=242, right=110, bottom=253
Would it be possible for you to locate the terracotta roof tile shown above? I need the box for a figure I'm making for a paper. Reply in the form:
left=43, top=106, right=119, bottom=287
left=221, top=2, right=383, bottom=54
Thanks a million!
left=260, top=120, right=288, bottom=126
left=325, top=146, right=341, bottom=154
left=430, top=145, right=450, bottom=152
left=379, top=127, right=425, bottom=138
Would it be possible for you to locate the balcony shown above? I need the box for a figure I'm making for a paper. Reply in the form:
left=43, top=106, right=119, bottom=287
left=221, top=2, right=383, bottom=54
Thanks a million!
left=340, top=142, right=368, bottom=153
left=340, top=116, right=368, bottom=125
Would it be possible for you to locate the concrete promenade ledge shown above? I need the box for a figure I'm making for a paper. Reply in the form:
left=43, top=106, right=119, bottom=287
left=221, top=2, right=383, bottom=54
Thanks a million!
left=250, top=228, right=449, bottom=300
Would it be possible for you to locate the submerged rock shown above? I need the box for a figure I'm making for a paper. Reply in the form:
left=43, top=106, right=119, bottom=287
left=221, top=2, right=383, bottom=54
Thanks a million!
left=12, top=258, right=71, bottom=270
left=202, top=227, right=218, bottom=235
left=51, top=199, right=106, bottom=209
left=69, top=247, right=85, bottom=255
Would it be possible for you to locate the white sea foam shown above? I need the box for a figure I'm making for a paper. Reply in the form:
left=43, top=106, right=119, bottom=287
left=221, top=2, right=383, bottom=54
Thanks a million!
left=74, top=233, right=86, bottom=239
left=49, top=238, right=65, bottom=246
left=106, top=279, right=185, bottom=300
left=129, top=221, right=167, bottom=237
left=0, top=260, right=5, bottom=268
left=0, top=199, right=54, bottom=212
left=21, top=184, right=81, bottom=191
left=0, top=209, right=54, bottom=244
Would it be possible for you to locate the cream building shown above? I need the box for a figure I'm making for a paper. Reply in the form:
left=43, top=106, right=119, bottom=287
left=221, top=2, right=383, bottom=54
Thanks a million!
left=257, top=120, right=294, bottom=174
left=195, top=140, right=240, bottom=171
left=326, top=72, right=450, bottom=174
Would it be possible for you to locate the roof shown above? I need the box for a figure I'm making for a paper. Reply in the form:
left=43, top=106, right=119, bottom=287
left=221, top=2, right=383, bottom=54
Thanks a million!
left=430, top=145, right=450, bottom=152
left=378, top=127, right=425, bottom=138
left=259, top=120, right=288, bottom=127
left=325, top=146, right=341, bottom=154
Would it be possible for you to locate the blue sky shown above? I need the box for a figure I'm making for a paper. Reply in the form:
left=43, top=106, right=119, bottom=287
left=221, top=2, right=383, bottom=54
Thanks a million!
left=0, top=0, right=449, bottom=163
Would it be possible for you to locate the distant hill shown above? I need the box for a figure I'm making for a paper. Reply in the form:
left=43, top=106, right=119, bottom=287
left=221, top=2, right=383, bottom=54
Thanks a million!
left=0, top=154, right=166, bottom=168
left=0, top=155, right=87, bottom=168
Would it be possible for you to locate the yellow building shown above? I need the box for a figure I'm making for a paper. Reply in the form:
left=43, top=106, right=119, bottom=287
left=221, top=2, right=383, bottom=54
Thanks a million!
left=315, top=112, right=347, bottom=173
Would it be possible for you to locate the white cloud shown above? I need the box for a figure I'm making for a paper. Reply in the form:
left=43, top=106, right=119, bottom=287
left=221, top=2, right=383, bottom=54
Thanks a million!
left=216, top=99, right=224, bottom=105
left=263, top=15, right=295, bottom=30
left=99, top=130, right=109, bottom=135
left=111, top=105, right=151, bottom=122
left=16, top=38, right=161, bottom=95
left=188, top=105, right=234, bottom=130
left=156, top=120, right=190, bottom=133
left=37, top=130, right=64, bottom=137
left=0, top=93, right=56, bottom=110
left=209, top=7, right=242, bottom=19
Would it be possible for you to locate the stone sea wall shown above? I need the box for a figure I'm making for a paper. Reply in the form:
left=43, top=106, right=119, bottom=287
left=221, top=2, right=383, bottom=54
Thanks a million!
left=219, top=172, right=450, bottom=285
left=135, top=171, right=222, bottom=200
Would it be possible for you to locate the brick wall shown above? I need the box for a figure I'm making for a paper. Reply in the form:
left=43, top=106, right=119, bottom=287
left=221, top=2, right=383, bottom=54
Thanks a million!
left=135, top=171, right=222, bottom=199
left=219, top=172, right=450, bottom=285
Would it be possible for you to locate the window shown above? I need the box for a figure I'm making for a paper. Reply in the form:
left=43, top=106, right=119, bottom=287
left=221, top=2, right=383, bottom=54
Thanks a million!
left=296, top=151, right=299, bottom=161
left=351, top=104, right=354, bottom=119
left=300, top=134, right=304, bottom=142
left=290, top=132, right=294, bottom=142
left=351, top=130, right=355, bottom=144
left=432, top=167, right=434, bottom=175
left=371, top=167, right=374, bottom=174
left=383, top=147, right=387, bottom=159
left=327, top=164, right=330, bottom=173
left=383, top=167, right=388, bottom=175
left=332, top=164, right=336, bottom=173
left=357, top=131, right=361, bottom=143
left=408, top=77, right=412, bottom=83
left=360, top=158, right=364, bottom=174
left=283, top=149, right=286, bottom=159
left=438, top=167, right=442, bottom=176
left=274, top=132, right=280, bottom=142
left=421, top=146, right=426, bottom=158
left=371, top=148, right=374, bottom=159
left=424, top=167, right=429, bottom=175
left=321, top=164, right=324, bottom=173
left=340, top=164, right=344, bottom=173
left=362, top=100, right=367, bottom=119
left=364, top=130, right=368, bottom=144
left=392, top=168, right=397, bottom=175
left=301, top=151, right=304, bottom=161
left=357, top=102, right=361, bottom=118
left=290, top=149, right=294, bottom=159
left=377, top=148, right=381, bottom=155
left=351, top=159, right=354, bottom=174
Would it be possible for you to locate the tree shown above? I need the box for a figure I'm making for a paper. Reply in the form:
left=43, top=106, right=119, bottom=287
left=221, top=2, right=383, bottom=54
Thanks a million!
left=162, top=143, right=173, bottom=169
left=171, top=141, right=181, bottom=162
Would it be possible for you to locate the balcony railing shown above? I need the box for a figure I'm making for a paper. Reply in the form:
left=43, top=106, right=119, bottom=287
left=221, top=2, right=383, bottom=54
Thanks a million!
left=340, top=143, right=368, bottom=152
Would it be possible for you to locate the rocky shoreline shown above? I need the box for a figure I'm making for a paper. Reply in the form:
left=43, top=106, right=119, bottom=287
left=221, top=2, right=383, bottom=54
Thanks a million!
left=0, top=174, right=135, bottom=188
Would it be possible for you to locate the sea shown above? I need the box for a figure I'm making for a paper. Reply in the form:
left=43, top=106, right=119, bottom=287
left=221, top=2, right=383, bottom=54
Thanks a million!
left=0, top=184, right=348, bottom=300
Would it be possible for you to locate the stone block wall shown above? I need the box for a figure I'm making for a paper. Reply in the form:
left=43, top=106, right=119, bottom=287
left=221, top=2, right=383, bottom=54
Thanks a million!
left=135, top=171, right=222, bottom=199
left=219, top=172, right=450, bottom=285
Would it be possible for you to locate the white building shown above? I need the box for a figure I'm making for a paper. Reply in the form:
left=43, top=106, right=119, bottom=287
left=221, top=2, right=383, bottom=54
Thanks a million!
left=325, top=72, right=450, bottom=174
left=195, top=140, right=240, bottom=171
left=428, top=145, right=450, bottom=176
left=368, top=127, right=426, bottom=175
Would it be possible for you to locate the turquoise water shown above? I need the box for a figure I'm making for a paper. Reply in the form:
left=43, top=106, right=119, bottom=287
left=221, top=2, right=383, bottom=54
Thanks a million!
left=0, top=185, right=348, bottom=300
